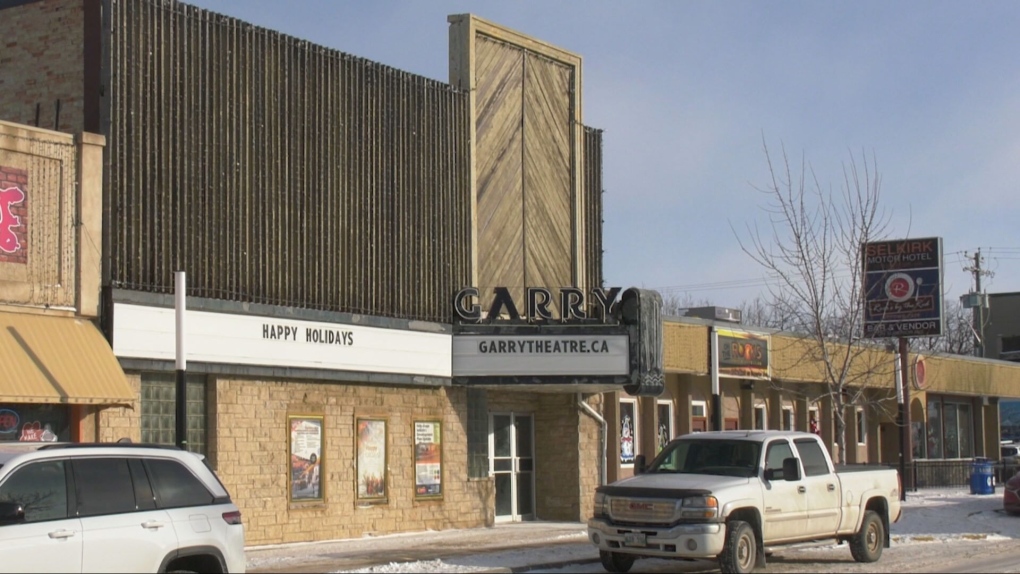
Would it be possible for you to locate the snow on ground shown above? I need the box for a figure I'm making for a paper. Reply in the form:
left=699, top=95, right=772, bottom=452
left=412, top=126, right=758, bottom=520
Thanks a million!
left=248, top=488, right=1020, bottom=573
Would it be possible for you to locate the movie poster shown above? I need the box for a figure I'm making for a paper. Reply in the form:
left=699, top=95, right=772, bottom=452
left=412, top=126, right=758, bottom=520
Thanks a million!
left=620, top=400, right=636, bottom=465
left=289, top=416, right=323, bottom=501
left=414, top=421, right=442, bottom=498
left=357, top=418, right=387, bottom=501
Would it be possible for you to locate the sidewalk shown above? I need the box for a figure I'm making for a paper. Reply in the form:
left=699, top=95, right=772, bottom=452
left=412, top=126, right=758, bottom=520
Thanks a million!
left=245, top=521, right=599, bottom=573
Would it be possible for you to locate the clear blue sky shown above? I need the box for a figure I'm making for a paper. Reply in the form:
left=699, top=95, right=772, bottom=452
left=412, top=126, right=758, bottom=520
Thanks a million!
left=187, top=0, right=1020, bottom=308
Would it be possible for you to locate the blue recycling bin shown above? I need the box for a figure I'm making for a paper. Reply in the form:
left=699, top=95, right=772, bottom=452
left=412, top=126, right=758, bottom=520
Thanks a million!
left=970, top=458, right=995, bottom=495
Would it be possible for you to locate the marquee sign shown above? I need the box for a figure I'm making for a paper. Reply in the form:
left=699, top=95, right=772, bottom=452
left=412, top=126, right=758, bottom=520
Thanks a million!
left=451, top=334, right=629, bottom=377
left=453, top=286, right=622, bottom=323
left=113, top=303, right=451, bottom=377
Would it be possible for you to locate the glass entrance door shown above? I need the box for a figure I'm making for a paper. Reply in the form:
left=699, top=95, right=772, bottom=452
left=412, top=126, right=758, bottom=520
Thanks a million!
left=490, top=413, right=534, bottom=522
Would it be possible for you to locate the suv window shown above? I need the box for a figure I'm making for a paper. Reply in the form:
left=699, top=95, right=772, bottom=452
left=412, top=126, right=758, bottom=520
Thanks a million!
left=793, top=438, right=831, bottom=477
left=0, top=460, right=68, bottom=522
left=72, top=458, right=137, bottom=516
left=145, top=458, right=214, bottom=508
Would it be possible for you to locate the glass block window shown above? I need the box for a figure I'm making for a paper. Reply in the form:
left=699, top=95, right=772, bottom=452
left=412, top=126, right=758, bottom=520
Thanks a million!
left=466, top=388, right=489, bottom=479
left=141, top=373, right=207, bottom=455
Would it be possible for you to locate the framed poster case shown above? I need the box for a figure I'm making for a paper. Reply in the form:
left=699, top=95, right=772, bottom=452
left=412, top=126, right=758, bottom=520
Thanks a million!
left=356, top=418, right=388, bottom=503
left=413, top=420, right=443, bottom=499
left=289, top=415, right=324, bottom=502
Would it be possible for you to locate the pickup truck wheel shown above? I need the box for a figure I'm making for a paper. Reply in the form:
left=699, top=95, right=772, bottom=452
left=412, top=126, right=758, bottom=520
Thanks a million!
left=719, top=520, right=756, bottom=574
left=850, top=510, right=884, bottom=563
left=599, top=550, right=636, bottom=573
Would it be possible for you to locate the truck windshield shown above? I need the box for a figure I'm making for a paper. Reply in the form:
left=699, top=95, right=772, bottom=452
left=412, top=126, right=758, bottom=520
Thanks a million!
left=646, top=439, right=761, bottom=478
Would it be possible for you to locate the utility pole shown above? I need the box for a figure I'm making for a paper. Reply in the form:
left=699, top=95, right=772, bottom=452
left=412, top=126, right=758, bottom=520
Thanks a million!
left=963, top=250, right=993, bottom=358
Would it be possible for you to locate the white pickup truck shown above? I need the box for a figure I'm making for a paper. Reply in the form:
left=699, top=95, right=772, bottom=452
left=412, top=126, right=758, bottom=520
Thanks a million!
left=587, top=430, right=902, bottom=573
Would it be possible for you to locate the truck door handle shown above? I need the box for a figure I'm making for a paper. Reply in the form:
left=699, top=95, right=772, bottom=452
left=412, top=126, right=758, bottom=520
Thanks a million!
left=827, top=484, right=836, bottom=491
left=48, top=529, right=76, bottom=539
left=798, top=486, right=806, bottom=493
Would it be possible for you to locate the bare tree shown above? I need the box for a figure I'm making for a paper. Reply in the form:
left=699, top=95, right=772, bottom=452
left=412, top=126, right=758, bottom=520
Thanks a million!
left=736, top=294, right=807, bottom=332
left=732, top=136, right=894, bottom=463
left=914, top=298, right=975, bottom=356
left=660, top=292, right=712, bottom=317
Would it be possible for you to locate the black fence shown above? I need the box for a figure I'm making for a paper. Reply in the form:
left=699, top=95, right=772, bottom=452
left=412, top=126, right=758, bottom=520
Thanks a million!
left=899, top=459, right=1019, bottom=491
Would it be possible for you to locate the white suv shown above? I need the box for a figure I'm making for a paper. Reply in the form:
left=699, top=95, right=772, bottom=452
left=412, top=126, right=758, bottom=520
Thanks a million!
left=0, top=442, right=245, bottom=573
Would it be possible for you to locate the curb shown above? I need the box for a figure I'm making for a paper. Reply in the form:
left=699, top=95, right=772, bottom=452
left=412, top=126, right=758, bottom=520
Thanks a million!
left=470, top=557, right=602, bottom=574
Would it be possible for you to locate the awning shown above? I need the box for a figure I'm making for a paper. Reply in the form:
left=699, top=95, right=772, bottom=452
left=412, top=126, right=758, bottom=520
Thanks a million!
left=0, top=312, right=134, bottom=405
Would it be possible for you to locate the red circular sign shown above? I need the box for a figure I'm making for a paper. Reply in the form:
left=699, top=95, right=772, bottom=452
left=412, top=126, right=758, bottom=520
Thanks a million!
left=913, top=356, right=928, bottom=391
left=886, top=273, right=915, bottom=302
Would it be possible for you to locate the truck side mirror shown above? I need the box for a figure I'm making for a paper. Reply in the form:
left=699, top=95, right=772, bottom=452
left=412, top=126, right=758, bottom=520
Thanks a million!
left=634, top=454, right=647, bottom=475
left=782, top=457, right=801, bottom=481
left=0, top=501, right=25, bottom=526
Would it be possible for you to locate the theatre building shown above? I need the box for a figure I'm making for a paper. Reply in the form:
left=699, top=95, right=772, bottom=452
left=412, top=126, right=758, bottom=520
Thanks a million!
left=0, top=0, right=665, bottom=545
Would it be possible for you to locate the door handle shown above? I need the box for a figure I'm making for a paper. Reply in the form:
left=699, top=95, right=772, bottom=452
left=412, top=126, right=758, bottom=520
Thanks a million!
left=797, top=486, right=807, bottom=494
left=48, top=529, right=76, bottom=539
left=141, top=520, right=166, bottom=530
left=827, top=484, right=836, bottom=491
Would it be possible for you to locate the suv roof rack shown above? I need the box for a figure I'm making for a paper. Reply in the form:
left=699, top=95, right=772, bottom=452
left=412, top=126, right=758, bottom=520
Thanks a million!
left=37, top=443, right=184, bottom=451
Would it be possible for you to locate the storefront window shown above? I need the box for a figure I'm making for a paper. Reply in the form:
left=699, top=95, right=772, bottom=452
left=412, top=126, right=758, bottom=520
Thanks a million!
left=0, top=404, right=69, bottom=442
left=927, top=398, right=943, bottom=459
left=140, top=373, right=207, bottom=455
left=911, top=421, right=926, bottom=459
left=944, top=403, right=959, bottom=458
left=923, top=397, right=975, bottom=460
left=958, top=403, right=974, bottom=458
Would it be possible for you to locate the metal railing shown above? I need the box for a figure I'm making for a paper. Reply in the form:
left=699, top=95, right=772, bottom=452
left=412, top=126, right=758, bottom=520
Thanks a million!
left=898, top=459, right=1019, bottom=491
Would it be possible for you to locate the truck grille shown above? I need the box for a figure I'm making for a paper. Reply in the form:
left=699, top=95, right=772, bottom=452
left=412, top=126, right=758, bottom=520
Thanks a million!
left=608, top=497, right=678, bottom=524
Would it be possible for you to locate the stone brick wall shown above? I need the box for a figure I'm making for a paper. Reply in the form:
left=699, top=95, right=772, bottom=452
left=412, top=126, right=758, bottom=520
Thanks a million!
left=576, top=393, right=603, bottom=520
left=97, top=372, right=141, bottom=442
left=212, top=377, right=492, bottom=546
left=0, top=0, right=84, bottom=134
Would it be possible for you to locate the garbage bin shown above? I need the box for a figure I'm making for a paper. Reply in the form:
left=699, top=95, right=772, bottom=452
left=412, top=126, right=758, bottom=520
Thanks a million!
left=970, top=458, right=995, bottom=495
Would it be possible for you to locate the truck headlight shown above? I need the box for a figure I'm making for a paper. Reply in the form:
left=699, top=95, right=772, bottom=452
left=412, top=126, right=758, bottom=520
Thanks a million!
left=594, top=491, right=608, bottom=518
left=680, top=495, right=718, bottom=519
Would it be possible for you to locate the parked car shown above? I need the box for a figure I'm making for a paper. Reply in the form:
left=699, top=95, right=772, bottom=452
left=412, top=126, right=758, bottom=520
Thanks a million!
left=0, top=442, right=245, bottom=573
left=1001, top=443, right=1020, bottom=464
left=998, top=443, right=1020, bottom=483
left=1004, top=471, right=1020, bottom=515
left=588, top=430, right=902, bottom=574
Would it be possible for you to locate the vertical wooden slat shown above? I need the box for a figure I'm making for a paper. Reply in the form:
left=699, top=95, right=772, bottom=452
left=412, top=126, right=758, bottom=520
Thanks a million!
left=108, top=0, right=482, bottom=322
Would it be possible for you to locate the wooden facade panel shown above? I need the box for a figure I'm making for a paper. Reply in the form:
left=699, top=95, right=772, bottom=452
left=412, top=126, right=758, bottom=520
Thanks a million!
left=523, top=54, right=573, bottom=291
left=106, top=0, right=472, bottom=323
left=475, top=36, right=525, bottom=302
left=582, top=126, right=604, bottom=292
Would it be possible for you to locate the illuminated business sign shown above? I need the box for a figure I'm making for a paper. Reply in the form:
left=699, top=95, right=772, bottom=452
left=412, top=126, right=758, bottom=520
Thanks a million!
left=862, top=237, right=944, bottom=338
left=713, top=328, right=771, bottom=380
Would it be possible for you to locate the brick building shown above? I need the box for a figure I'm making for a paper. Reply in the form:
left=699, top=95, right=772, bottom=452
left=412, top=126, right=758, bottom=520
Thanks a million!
left=0, top=120, right=132, bottom=444
left=0, top=0, right=633, bottom=545
left=7, top=0, right=1020, bottom=549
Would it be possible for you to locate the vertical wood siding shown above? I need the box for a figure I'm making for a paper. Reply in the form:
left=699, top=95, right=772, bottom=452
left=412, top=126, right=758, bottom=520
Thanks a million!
left=105, top=0, right=471, bottom=322
left=582, top=125, right=604, bottom=290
